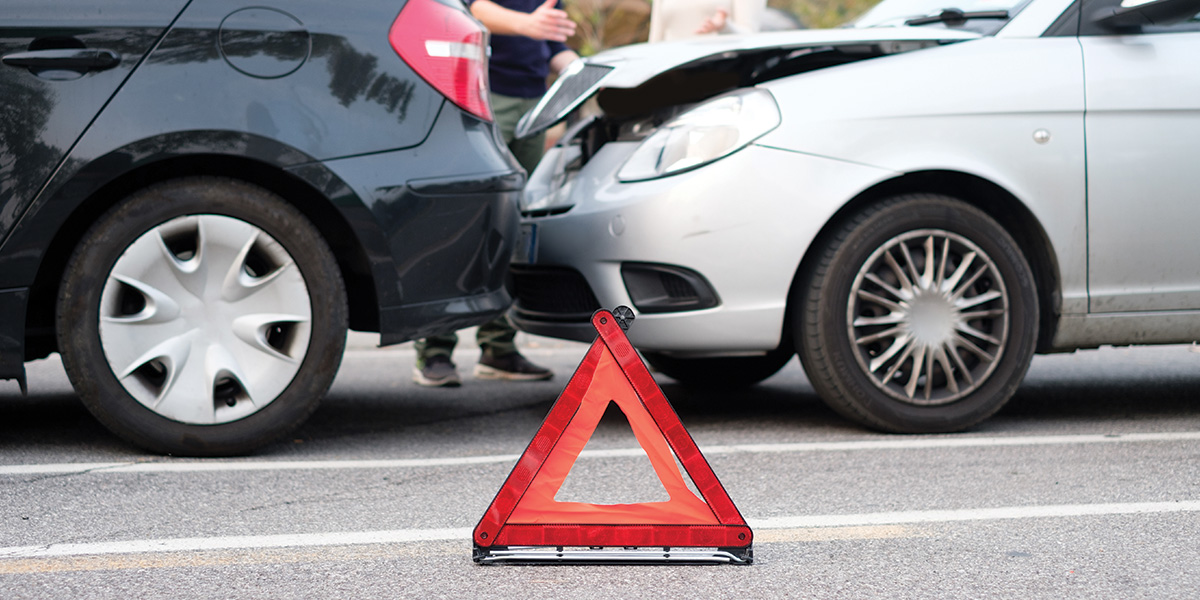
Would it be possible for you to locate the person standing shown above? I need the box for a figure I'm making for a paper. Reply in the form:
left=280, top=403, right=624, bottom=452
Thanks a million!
left=649, top=0, right=766, bottom=43
left=413, top=0, right=580, bottom=387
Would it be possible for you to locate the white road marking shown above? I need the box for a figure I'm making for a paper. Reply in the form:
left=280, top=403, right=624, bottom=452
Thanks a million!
left=0, top=455, right=523, bottom=476
left=0, top=528, right=472, bottom=560
left=3, top=431, right=1199, bottom=476
left=746, top=500, right=1200, bottom=529
left=1, top=501, right=1197, bottom=560
left=701, top=431, right=1200, bottom=454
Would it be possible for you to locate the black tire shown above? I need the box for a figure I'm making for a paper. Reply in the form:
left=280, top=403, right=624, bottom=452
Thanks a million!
left=57, top=177, right=347, bottom=456
left=643, top=348, right=794, bottom=388
left=795, top=194, right=1037, bottom=433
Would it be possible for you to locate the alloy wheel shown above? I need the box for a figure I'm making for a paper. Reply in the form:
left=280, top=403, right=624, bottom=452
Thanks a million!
left=847, top=229, right=1009, bottom=405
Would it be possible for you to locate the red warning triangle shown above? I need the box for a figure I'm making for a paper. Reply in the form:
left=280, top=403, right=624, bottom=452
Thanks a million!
left=473, top=308, right=752, bottom=555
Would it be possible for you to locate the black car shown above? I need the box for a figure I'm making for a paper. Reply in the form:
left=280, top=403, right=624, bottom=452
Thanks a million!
left=0, top=0, right=522, bottom=455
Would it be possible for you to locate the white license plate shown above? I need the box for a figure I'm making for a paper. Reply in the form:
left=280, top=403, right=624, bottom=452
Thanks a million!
left=513, top=223, right=538, bottom=264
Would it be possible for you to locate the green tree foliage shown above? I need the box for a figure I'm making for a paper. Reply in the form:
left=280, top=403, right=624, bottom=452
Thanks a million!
left=768, top=0, right=881, bottom=29
left=563, top=0, right=651, bottom=56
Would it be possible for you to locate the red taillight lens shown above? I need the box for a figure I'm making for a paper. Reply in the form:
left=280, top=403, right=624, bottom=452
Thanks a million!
left=390, top=0, right=492, bottom=122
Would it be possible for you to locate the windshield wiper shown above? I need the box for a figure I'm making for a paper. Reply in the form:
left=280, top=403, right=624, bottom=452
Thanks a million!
left=904, top=8, right=1009, bottom=26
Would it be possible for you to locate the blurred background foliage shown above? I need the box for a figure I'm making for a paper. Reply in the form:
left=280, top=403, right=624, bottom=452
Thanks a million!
left=773, top=0, right=882, bottom=29
left=563, top=0, right=883, bottom=55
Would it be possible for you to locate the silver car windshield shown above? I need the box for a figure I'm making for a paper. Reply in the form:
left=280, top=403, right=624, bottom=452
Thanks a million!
left=853, top=0, right=1035, bottom=34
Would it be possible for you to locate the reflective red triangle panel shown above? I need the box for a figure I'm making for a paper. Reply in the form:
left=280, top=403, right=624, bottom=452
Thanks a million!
left=473, top=309, right=752, bottom=550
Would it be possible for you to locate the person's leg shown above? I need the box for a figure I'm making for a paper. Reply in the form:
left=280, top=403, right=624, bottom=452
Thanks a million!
left=474, top=317, right=551, bottom=380
left=507, top=130, right=547, bottom=173
left=413, top=333, right=461, bottom=387
left=490, top=94, right=546, bottom=172
left=476, top=316, right=517, bottom=358
left=475, top=93, right=552, bottom=381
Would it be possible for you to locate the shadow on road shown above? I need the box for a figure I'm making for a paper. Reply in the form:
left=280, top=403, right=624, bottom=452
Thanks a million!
left=2, top=346, right=1199, bottom=456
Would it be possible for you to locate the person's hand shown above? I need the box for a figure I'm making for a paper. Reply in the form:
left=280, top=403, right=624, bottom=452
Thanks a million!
left=695, top=8, right=729, bottom=35
left=523, top=0, right=576, bottom=42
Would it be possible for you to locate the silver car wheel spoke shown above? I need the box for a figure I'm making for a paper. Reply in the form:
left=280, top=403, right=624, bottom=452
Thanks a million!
left=933, top=345, right=959, bottom=395
left=960, top=308, right=1006, bottom=320
left=879, top=336, right=916, bottom=383
left=904, top=343, right=927, bottom=399
left=848, top=229, right=1010, bottom=406
left=856, top=325, right=906, bottom=346
left=897, top=241, right=923, bottom=291
left=883, top=250, right=915, bottom=295
left=941, top=251, right=977, bottom=295
left=950, top=264, right=989, bottom=302
left=918, top=235, right=935, bottom=289
left=857, top=289, right=905, bottom=314
left=870, top=331, right=914, bottom=374
left=853, top=312, right=906, bottom=327
left=947, top=341, right=976, bottom=386
left=956, top=321, right=1002, bottom=346
left=99, top=215, right=313, bottom=425
left=935, top=237, right=951, bottom=289
left=956, top=289, right=1004, bottom=311
left=953, top=331, right=997, bottom=362
left=863, top=272, right=908, bottom=304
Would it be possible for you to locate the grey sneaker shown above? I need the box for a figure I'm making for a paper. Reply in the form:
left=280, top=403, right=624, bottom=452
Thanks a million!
left=474, top=352, right=553, bottom=381
left=413, top=355, right=461, bottom=387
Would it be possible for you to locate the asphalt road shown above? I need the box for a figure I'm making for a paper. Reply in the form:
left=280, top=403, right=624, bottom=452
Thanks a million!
left=2, top=331, right=1199, bottom=599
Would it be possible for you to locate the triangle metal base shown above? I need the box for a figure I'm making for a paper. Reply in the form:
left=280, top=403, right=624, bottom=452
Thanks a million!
left=473, top=545, right=753, bottom=565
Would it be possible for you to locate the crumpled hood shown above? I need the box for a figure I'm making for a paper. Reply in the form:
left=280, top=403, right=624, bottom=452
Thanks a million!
left=516, top=26, right=981, bottom=138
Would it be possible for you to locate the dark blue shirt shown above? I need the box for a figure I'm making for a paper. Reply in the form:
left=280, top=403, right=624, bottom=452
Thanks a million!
left=465, top=0, right=570, bottom=98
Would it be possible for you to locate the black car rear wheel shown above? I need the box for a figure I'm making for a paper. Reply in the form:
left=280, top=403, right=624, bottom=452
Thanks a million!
left=795, top=194, right=1038, bottom=433
left=57, top=177, right=347, bottom=455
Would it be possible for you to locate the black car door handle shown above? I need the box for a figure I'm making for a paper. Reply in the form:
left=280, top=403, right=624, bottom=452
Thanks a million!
left=2, top=48, right=120, bottom=72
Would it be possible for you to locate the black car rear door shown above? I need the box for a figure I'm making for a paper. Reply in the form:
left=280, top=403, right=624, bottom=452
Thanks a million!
left=0, top=0, right=189, bottom=245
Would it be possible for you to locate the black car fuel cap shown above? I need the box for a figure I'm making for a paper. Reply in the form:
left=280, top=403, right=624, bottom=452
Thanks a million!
left=219, top=7, right=310, bottom=79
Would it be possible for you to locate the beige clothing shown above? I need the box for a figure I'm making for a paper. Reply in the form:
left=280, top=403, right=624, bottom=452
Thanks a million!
left=648, top=0, right=765, bottom=43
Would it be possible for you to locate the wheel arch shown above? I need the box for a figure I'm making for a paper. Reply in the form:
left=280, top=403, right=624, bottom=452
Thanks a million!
left=788, top=169, right=1062, bottom=353
left=25, top=152, right=381, bottom=360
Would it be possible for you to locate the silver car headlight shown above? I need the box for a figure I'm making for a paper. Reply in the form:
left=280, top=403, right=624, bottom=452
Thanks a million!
left=617, top=88, right=781, bottom=183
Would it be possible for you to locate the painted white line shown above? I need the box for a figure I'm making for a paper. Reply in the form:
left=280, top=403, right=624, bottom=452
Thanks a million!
left=0, top=455, right=522, bottom=476
left=702, top=431, right=1200, bottom=455
left=0, top=528, right=473, bottom=560
left=747, top=500, right=1200, bottom=529
left=2, top=501, right=1197, bottom=560
left=3, top=431, right=1199, bottom=476
left=0, top=463, right=130, bottom=475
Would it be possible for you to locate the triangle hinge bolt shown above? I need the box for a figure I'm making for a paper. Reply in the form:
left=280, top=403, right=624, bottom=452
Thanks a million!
left=612, top=305, right=635, bottom=331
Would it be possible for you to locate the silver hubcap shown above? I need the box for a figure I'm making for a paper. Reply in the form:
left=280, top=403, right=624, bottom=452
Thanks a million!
left=847, top=229, right=1009, bottom=406
left=99, top=215, right=313, bottom=424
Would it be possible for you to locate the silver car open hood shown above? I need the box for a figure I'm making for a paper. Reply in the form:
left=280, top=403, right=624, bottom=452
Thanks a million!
left=515, top=26, right=980, bottom=139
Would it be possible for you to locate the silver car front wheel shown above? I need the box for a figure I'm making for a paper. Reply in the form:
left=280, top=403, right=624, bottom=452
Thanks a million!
left=796, top=194, right=1037, bottom=433
left=848, top=229, right=1009, bottom=406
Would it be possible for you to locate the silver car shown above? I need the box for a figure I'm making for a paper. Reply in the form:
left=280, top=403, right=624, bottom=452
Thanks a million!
left=508, top=0, right=1200, bottom=433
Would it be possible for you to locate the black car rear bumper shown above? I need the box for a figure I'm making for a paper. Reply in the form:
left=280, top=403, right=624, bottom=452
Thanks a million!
left=294, top=105, right=524, bottom=344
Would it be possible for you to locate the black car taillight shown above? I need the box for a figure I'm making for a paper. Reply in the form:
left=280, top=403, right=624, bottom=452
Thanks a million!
left=390, top=0, right=492, bottom=121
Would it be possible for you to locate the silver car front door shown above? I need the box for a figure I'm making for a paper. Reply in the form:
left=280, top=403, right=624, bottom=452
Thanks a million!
left=1083, top=5, right=1200, bottom=312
